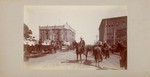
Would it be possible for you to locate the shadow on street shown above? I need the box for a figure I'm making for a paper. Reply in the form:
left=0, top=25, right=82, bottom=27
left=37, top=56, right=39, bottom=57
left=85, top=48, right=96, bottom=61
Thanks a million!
left=61, top=59, right=118, bottom=70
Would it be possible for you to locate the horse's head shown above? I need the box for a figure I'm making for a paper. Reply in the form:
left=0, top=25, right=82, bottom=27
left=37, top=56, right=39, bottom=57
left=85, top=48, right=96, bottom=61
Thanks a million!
left=72, top=42, right=78, bottom=48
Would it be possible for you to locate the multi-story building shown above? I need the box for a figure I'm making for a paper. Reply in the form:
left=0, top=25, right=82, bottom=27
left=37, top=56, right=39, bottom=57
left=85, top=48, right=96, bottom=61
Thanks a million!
left=39, top=23, right=75, bottom=44
left=99, top=16, right=127, bottom=45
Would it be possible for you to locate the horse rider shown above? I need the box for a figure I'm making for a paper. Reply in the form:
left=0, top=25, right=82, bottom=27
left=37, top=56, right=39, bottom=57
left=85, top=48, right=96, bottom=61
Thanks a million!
left=93, top=40, right=103, bottom=62
left=79, top=37, right=85, bottom=53
left=79, top=37, right=85, bottom=46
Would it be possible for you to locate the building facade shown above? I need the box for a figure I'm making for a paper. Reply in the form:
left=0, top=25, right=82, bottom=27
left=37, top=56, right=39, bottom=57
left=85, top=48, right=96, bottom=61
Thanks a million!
left=39, top=23, right=75, bottom=44
left=99, top=16, right=127, bottom=45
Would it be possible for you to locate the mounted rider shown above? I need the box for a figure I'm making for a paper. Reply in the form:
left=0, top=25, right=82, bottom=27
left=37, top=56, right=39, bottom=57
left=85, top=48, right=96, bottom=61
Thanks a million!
left=79, top=37, right=85, bottom=47
left=79, top=37, right=85, bottom=53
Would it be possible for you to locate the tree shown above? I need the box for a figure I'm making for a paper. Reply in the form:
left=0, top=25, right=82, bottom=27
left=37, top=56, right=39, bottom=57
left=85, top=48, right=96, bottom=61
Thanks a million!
left=24, top=24, right=32, bottom=39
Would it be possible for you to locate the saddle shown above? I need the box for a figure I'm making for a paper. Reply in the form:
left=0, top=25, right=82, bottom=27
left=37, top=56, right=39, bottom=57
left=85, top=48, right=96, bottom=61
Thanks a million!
left=77, top=44, right=84, bottom=53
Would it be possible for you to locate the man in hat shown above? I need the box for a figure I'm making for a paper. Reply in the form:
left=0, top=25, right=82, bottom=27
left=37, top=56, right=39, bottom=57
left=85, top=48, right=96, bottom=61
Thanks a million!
left=79, top=37, right=85, bottom=53
left=80, top=37, right=85, bottom=46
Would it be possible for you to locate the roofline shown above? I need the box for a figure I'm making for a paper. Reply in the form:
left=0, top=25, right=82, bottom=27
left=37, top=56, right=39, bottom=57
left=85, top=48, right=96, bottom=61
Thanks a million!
left=98, top=16, right=127, bottom=30
left=39, top=25, right=76, bottom=33
left=102, top=16, right=127, bottom=20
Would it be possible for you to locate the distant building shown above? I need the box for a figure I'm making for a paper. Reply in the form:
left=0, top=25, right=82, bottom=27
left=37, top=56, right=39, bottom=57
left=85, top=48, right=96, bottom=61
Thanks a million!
left=39, top=23, right=75, bottom=44
left=99, top=16, right=127, bottom=45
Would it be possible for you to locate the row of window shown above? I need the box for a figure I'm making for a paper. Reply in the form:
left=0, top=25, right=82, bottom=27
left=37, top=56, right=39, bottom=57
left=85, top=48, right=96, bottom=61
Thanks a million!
left=40, top=30, right=75, bottom=36
left=40, top=34, right=74, bottom=41
left=106, top=25, right=126, bottom=28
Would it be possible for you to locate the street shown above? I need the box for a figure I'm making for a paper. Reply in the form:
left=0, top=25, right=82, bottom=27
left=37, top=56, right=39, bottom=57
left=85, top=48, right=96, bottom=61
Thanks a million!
left=24, top=50, right=123, bottom=70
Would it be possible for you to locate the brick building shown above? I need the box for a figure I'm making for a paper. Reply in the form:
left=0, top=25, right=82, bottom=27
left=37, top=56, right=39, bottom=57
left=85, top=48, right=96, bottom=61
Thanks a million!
left=99, top=16, right=127, bottom=45
left=39, top=23, right=75, bottom=44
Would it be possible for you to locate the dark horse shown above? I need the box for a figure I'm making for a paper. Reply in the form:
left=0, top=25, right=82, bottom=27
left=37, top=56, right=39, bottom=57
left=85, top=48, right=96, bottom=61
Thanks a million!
left=74, top=42, right=85, bottom=63
left=73, top=42, right=93, bottom=62
left=85, top=45, right=93, bottom=60
left=93, top=45, right=103, bottom=67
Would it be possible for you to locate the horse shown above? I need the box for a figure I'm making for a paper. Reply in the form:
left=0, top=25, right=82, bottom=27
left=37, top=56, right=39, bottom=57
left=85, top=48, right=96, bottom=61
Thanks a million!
left=93, top=45, right=103, bottom=67
left=73, top=42, right=86, bottom=63
left=84, top=45, right=93, bottom=60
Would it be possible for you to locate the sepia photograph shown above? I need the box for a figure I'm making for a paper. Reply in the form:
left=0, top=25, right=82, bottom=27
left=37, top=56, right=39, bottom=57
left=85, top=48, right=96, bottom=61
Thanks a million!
left=24, top=6, right=127, bottom=70
left=1, top=0, right=150, bottom=77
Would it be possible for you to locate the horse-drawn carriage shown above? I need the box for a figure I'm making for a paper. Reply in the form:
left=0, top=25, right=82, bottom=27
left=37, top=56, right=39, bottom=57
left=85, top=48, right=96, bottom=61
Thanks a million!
left=24, top=43, right=56, bottom=61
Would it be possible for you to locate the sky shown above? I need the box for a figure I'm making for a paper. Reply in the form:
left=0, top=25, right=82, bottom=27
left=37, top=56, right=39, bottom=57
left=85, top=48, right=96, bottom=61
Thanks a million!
left=24, top=5, right=127, bottom=44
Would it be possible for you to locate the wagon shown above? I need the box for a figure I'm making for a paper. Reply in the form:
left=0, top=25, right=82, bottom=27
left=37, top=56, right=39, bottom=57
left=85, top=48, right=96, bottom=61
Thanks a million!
left=24, top=44, right=55, bottom=60
left=61, top=45, right=69, bottom=52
